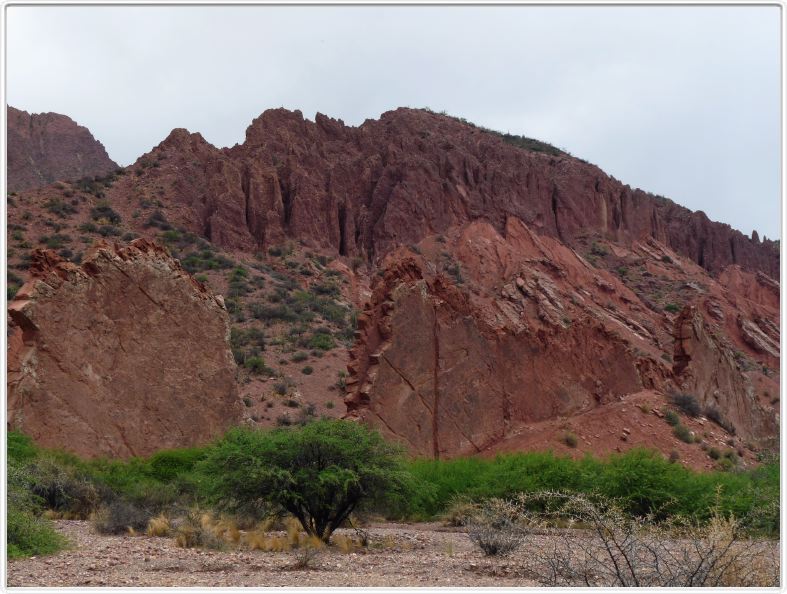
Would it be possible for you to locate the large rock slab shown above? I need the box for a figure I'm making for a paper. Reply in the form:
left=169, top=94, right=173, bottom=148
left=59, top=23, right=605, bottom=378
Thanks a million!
left=7, top=239, right=241, bottom=458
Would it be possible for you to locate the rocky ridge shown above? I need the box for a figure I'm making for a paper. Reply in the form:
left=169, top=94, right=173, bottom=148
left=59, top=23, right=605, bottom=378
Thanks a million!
left=7, top=106, right=119, bottom=193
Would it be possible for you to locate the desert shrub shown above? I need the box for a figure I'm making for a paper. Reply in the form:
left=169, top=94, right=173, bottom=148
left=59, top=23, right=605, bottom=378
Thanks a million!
left=7, top=458, right=68, bottom=558
left=308, top=332, right=335, bottom=351
left=173, top=510, right=226, bottom=549
left=467, top=498, right=526, bottom=556
left=673, top=424, right=695, bottom=444
left=244, top=356, right=275, bottom=376
left=704, top=406, right=736, bottom=435
left=664, top=410, right=680, bottom=426
left=144, top=210, right=170, bottom=230
left=301, top=366, right=314, bottom=375
left=441, top=495, right=480, bottom=527
left=45, top=197, right=77, bottom=217
left=198, top=420, right=412, bottom=542
left=7, top=505, right=66, bottom=559
left=90, top=204, right=121, bottom=224
left=670, top=392, right=701, bottom=417
left=515, top=491, right=778, bottom=587
left=98, top=225, right=120, bottom=237
left=664, top=303, right=681, bottom=313
left=562, top=432, right=578, bottom=448
left=147, top=447, right=207, bottom=482
left=92, top=499, right=152, bottom=535
left=291, top=351, right=309, bottom=363
left=26, top=456, right=101, bottom=518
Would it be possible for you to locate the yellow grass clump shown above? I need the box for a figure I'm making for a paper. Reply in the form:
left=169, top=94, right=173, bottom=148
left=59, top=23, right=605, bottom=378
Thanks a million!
left=146, top=514, right=171, bottom=537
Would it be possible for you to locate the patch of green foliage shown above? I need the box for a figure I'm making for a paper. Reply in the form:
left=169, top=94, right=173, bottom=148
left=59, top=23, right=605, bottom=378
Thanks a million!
left=404, top=448, right=778, bottom=530
left=90, top=203, right=121, bottom=225
left=199, top=421, right=413, bottom=542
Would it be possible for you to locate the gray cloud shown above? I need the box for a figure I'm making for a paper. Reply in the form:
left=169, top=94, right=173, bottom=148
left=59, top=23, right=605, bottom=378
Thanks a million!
left=6, top=5, right=781, bottom=239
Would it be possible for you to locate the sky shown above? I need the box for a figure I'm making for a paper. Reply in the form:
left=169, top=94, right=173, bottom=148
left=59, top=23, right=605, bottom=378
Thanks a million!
left=6, top=5, right=782, bottom=239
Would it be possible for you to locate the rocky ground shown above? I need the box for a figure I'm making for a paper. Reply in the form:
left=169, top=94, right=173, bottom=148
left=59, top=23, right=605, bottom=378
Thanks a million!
left=7, top=520, right=538, bottom=587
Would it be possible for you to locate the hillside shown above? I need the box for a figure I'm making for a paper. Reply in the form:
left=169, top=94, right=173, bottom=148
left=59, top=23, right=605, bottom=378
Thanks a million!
left=6, top=107, right=780, bottom=469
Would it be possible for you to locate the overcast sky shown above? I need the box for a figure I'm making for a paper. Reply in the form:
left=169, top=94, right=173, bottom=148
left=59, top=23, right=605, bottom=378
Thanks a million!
left=6, top=5, right=782, bottom=239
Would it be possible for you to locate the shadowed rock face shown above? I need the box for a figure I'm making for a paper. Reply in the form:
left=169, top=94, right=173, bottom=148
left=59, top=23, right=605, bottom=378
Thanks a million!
left=7, top=239, right=241, bottom=458
left=122, top=108, right=777, bottom=277
left=7, top=106, right=119, bottom=193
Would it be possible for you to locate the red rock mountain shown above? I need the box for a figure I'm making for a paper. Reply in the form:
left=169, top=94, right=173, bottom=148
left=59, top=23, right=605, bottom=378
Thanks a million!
left=5, top=107, right=780, bottom=464
left=7, top=105, right=119, bottom=192
left=7, top=240, right=240, bottom=458
left=114, top=108, right=776, bottom=277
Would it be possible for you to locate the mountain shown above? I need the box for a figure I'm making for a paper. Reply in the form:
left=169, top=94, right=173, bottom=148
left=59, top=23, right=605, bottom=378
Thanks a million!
left=5, top=107, right=779, bottom=466
left=7, top=106, right=119, bottom=193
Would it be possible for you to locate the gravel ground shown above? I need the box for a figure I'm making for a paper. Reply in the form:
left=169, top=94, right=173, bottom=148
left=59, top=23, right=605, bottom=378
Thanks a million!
left=7, top=520, right=537, bottom=587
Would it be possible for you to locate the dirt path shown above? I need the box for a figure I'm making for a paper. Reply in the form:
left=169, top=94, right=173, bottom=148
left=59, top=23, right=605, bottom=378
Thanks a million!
left=7, top=520, right=536, bottom=587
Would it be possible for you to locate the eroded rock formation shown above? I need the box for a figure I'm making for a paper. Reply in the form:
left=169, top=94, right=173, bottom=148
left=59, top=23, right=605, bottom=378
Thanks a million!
left=346, top=218, right=779, bottom=457
left=7, top=239, right=241, bottom=458
left=7, top=106, right=119, bottom=192
left=672, top=305, right=776, bottom=442
left=112, top=108, right=777, bottom=276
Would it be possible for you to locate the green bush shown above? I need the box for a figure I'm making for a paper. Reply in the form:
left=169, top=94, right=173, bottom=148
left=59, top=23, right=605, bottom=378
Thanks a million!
left=664, top=410, right=680, bottom=426
left=7, top=506, right=66, bottom=559
left=308, top=332, right=336, bottom=351
left=199, top=421, right=412, bottom=542
left=90, top=204, right=121, bottom=225
left=673, top=424, right=694, bottom=444
left=244, top=356, right=274, bottom=375
left=7, top=458, right=67, bottom=559
left=404, top=448, right=778, bottom=526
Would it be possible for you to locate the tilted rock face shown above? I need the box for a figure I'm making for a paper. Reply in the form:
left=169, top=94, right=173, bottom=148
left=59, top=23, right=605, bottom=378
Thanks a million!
left=672, top=305, right=776, bottom=443
left=346, top=220, right=671, bottom=457
left=7, top=106, right=119, bottom=192
left=346, top=218, right=778, bottom=458
left=119, top=107, right=777, bottom=277
left=7, top=239, right=241, bottom=458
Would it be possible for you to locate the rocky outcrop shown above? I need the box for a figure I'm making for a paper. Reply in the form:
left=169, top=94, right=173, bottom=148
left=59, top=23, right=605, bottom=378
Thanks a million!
left=346, top=219, right=673, bottom=457
left=7, top=239, right=241, bottom=458
left=7, top=106, right=119, bottom=192
left=116, top=108, right=777, bottom=277
left=346, top=216, right=778, bottom=457
left=672, top=305, right=776, bottom=442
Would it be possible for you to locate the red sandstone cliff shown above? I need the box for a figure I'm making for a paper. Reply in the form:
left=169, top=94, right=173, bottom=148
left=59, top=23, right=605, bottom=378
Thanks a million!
left=7, top=105, right=118, bottom=192
left=110, top=108, right=776, bottom=277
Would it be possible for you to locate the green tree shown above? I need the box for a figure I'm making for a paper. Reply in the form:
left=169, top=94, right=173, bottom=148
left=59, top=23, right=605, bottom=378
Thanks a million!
left=199, top=420, right=412, bottom=542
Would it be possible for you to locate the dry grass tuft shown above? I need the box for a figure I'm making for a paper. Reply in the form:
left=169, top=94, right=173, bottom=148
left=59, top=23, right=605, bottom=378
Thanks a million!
left=146, top=514, right=171, bottom=537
